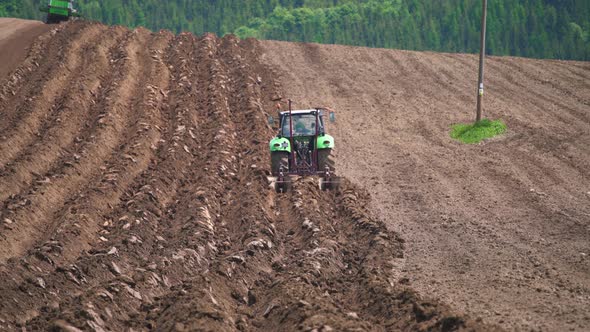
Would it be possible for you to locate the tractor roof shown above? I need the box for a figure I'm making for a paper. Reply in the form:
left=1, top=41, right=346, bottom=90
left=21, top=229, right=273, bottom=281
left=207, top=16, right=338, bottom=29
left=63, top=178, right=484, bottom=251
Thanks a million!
left=279, top=109, right=322, bottom=115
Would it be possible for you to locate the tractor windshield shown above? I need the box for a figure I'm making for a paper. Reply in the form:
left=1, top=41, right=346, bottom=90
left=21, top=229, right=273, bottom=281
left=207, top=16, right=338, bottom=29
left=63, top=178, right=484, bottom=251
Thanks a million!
left=282, top=114, right=323, bottom=137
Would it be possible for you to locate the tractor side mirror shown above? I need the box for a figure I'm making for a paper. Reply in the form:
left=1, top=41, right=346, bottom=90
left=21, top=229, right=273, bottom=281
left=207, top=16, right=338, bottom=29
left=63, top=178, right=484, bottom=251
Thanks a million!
left=329, top=111, right=336, bottom=123
left=267, top=115, right=274, bottom=126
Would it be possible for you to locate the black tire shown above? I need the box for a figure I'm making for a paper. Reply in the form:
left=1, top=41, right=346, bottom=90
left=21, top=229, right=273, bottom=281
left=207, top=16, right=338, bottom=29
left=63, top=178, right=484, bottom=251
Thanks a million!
left=46, top=14, right=68, bottom=24
left=271, top=152, right=289, bottom=176
left=317, top=148, right=334, bottom=172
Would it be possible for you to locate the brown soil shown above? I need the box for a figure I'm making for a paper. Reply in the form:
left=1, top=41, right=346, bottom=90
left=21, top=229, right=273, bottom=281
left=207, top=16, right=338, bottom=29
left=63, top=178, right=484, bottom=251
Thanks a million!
left=0, top=18, right=51, bottom=78
left=260, top=41, right=590, bottom=331
left=0, top=19, right=492, bottom=331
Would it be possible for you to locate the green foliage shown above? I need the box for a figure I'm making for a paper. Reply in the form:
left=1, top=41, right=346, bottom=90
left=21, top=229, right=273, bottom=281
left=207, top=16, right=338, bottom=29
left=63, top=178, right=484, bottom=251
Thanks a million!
left=450, top=119, right=507, bottom=144
left=235, top=0, right=590, bottom=60
left=1, top=0, right=589, bottom=60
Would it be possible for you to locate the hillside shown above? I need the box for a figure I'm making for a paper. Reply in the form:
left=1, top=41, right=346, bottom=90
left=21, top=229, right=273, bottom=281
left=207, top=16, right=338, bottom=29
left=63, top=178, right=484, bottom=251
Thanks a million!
left=261, top=40, right=590, bottom=331
left=0, top=17, right=589, bottom=331
left=0, top=18, right=491, bottom=331
left=1, top=0, right=589, bottom=60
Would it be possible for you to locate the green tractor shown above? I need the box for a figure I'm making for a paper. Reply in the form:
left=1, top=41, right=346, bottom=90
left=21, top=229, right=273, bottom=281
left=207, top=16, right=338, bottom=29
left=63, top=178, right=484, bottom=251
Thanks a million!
left=268, top=100, right=338, bottom=192
left=40, top=0, right=81, bottom=24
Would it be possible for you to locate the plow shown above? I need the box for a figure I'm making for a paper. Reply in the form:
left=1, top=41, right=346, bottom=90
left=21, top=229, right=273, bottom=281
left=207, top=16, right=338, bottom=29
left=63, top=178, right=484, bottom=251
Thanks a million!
left=268, top=100, right=339, bottom=193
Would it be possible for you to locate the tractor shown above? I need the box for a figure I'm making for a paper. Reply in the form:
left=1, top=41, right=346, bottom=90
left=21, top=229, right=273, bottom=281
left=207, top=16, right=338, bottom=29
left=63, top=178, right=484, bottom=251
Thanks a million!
left=268, top=100, right=338, bottom=193
left=40, top=0, right=81, bottom=24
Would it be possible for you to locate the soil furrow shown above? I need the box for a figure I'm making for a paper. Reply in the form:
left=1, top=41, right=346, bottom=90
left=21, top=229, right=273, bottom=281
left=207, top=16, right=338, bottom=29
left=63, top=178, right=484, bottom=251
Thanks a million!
left=498, top=57, right=590, bottom=91
left=0, top=32, right=191, bottom=329
left=0, top=23, right=104, bottom=168
left=479, top=59, right=587, bottom=128
left=406, top=52, right=470, bottom=102
left=14, top=33, right=248, bottom=331
left=41, top=29, right=174, bottom=265
left=0, top=29, right=148, bottom=263
left=0, top=17, right=587, bottom=332
left=0, top=24, right=63, bottom=129
left=0, top=27, right=126, bottom=204
left=489, top=58, right=590, bottom=121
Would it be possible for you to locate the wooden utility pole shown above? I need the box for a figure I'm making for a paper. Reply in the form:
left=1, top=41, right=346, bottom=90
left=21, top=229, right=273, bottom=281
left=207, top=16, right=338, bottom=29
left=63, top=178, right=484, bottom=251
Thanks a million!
left=476, top=0, right=488, bottom=122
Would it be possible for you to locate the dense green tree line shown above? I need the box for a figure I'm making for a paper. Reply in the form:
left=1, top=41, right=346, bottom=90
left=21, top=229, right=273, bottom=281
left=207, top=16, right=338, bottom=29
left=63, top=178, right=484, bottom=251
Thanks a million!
left=2, top=0, right=353, bottom=32
left=1, top=0, right=588, bottom=60
left=236, top=0, right=590, bottom=60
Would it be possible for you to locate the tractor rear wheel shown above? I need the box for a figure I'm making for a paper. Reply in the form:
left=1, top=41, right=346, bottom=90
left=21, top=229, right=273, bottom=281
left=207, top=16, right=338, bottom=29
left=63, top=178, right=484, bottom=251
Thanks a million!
left=318, top=149, right=334, bottom=172
left=271, top=152, right=289, bottom=176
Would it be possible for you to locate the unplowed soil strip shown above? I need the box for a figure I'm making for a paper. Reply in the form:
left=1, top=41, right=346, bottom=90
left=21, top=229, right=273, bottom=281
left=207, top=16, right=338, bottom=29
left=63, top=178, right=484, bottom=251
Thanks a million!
left=261, top=40, right=590, bottom=331
left=484, top=60, right=584, bottom=126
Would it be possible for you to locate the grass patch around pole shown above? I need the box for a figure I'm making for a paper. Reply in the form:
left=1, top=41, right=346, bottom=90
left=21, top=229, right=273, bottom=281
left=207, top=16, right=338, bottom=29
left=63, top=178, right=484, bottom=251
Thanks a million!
left=450, top=119, right=507, bottom=144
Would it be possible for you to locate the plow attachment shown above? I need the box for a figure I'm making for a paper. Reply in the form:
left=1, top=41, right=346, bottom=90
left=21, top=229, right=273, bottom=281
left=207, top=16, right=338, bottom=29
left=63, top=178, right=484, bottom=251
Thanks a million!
left=269, top=167, right=339, bottom=193
left=319, top=175, right=340, bottom=191
left=270, top=167, right=292, bottom=193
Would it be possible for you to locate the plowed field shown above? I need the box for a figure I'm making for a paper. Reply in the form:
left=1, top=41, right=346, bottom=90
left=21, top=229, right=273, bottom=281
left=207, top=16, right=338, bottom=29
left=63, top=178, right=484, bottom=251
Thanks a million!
left=0, top=19, right=492, bottom=331
left=261, top=41, right=590, bottom=331
left=1, top=18, right=588, bottom=332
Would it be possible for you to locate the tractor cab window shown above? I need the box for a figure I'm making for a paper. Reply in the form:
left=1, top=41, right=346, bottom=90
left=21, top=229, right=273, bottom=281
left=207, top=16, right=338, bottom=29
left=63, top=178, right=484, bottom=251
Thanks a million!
left=281, top=113, right=323, bottom=136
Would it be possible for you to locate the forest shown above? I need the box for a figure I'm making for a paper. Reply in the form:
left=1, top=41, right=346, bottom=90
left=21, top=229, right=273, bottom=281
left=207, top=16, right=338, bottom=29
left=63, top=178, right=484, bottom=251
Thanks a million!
left=1, top=0, right=589, bottom=60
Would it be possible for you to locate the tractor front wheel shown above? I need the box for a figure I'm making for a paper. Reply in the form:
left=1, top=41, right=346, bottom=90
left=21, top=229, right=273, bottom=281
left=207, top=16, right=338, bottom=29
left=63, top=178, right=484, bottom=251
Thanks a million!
left=271, top=152, right=289, bottom=176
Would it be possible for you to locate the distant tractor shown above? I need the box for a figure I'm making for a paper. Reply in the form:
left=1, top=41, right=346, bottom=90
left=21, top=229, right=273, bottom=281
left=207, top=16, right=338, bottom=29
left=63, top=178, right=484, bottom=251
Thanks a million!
left=268, top=100, right=338, bottom=192
left=40, top=0, right=80, bottom=24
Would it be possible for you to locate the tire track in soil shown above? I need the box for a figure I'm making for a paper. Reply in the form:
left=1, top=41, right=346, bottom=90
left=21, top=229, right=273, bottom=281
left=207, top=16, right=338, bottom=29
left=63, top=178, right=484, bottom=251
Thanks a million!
left=444, top=52, right=588, bottom=132
left=0, top=28, right=152, bottom=263
left=482, top=62, right=590, bottom=173
left=406, top=52, right=469, bottom=102
left=0, top=23, right=104, bottom=168
left=555, top=62, right=590, bottom=82
left=501, top=57, right=590, bottom=92
left=488, top=58, right=590, bottom=121
left=0, top=26, right=126, bottom=203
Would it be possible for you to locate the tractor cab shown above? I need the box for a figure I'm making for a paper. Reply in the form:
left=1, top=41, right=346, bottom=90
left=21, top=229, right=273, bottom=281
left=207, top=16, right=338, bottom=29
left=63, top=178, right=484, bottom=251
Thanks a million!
left=279, top=111, right=325, bottom=137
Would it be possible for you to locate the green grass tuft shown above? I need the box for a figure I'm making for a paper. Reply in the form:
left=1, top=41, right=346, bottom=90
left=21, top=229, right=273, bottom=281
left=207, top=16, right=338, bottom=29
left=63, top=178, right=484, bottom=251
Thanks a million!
left=450, top=119, right=507, bottom=144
